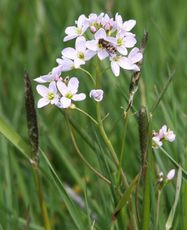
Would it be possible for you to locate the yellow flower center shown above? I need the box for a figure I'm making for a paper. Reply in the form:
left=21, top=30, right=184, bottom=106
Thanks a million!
left=76, top=28, right=82, bottom=35
left=48, top=92, right=55, bottom=100
left=78, top=52, right=85, bottom=59
left=117, top=38, right=123, bottom=46
left=65, top=92, right=73, bottom=99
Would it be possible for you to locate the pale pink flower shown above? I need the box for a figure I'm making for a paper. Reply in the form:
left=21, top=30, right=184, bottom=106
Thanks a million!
left=116, top=30, right=137, bottom=55
left=36, top=82, right=59, bottom=108
left=64, top=14, right=89, bottom=42
left=166, top=169, right=175, bottom=181
left=86, top=28, right=110, bottom=60
left=57, top=77, right=86, bottom=108
left=89, top=89, right=104, bottom=102
left=62, top=36, right=95, bottom=68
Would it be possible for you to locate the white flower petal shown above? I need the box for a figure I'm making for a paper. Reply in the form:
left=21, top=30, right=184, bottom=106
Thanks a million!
left=85, top=50, right=96, bottom=60
left=34, top=75, right=52, bottom=83
left=123, top=20, right=136, bottom=31
left=86, top=40, right=98, bottom=51
left=57, top=81, right=68, bottom=96
left=111, top=61, right=120, bottom=77
left=77, top=14, right=87, bottom=28
left=118, top=57, right=132, bottom=70
left=49, top=81, right=57, bottom=94
left=64, top=34, right=78, bottom=42
left=95, top=28, right=106, bottom=40
left=167, top=169, right=175, bottom=180
left=37, top=98, right=49, bottom=108
left=98, top=50, right=109, bottom=60
left=60, top=97, right=71, bottom=108
left=74, top=59, right=85, bottom=68
left=65, top=26, right=77, bottom=35
left=124, top=36, right=137, bottom=48
left=152, top=136, right=163, bottom=149
left=36, top=85, right=48, bottom=97
left=128, top=48, right=143, bottom=63
left=117, top=46, right=128, bottom=55
left=166, top=131, right=176, bottom=142
left=75, top=36, right=86, bottom=52
left=68, top=77, right=79, bottom=94
left=72, top=93, right=86, bottom=101
left=62, top=48, right=76, bottom=60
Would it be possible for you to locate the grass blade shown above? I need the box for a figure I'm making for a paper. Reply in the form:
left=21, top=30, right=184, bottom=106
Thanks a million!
left=166, top=165, right=182, bottom=230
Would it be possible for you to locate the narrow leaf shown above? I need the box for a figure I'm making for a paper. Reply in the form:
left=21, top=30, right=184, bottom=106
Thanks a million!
left=112, top=173, right=139, bottom=219
left=0, top=116, right=31, bottom=159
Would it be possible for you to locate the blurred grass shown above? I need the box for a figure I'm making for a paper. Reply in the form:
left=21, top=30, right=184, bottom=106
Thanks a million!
left=0, top=0, right=187, bottom=229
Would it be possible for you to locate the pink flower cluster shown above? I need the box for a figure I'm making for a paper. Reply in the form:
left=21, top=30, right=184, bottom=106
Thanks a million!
left=152, top=125, right=176, bottom=149
left=35, top=13, right=143, bottom=108
left=61, top=13, right=143, bottom=77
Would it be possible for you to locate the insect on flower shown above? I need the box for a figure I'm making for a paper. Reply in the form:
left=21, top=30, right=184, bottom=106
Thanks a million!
left=98, top=38, right=117, bottom=56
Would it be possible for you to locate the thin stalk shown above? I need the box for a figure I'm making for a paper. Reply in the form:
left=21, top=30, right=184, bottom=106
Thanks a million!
left=151, top=69, right=175, bottom=114
left=96, top=102, right=128, bottom=188
left=79, top=67, right=95, bottom=84
left=74, top=107, right=98, bottom=125
left=117, top=110, right=129, bottom=187
left=159, top=147, right=187, bottom=179
left=32, top=168, right=51, bottom=230
left=156, top=190, right=161, bottom=230
left=66, top=116, right=111, bottom=185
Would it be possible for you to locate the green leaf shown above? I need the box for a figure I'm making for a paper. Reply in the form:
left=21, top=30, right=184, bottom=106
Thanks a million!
left=0, top=116, right=31, bottom=160
left=112, top=173, right=139, bottom=219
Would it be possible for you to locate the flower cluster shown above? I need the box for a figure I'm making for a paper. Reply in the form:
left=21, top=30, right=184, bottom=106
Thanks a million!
left=152, top=125, right=176, bottom=149
left=61, top=12, right=143, bottom=77
left=35, top=13, right=142, bottom=108
left=157, top=169, right=175, bottom=190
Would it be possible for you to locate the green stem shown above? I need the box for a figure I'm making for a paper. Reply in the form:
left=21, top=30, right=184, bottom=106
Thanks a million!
left=158, top=147, right=187, bottom=179
left=79, top=67, right=95, bottom=84
left=74, top=107, right=98, bottom=125
left=66, top=115, right=111, bottom=185
left=33, top=168, right=51, bottom=230
left=117, top=110, right=129, bottom=187
left=156, top=190, right=162, bottom=230
left=96, top=102, right=129, bottom=188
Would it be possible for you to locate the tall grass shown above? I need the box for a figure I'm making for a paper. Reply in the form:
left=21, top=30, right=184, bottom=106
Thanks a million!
left=0, top=0, right=187, bottom=229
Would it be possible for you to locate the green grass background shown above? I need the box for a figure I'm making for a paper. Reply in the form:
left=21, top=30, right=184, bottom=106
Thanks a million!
left=0, top=0, right=187, bottom=229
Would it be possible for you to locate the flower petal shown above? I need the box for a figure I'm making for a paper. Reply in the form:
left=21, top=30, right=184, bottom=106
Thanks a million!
left=68, top=77, right=79, bottom=94
left=60, top=97, right=71, bottom=108
left=123, top=20, right=136, bottom=31
left=62, top=48, right=76, bottom=60
left=128, top=48, right=143, bottom=63
left=118, top=57, right=132, bottom=70
left=72, top=93, right=86, bottom=101
left=95, top=28, right=106, bottom=40
left=86, top=40, right=98, bottom=51
left=117, top=46, right=128, bottom=55
left=36, top=85, right=48, bottom=97
left=49, top=81, right=57, bottom=94
left=37, top=98, right=49, bottom=108
left=123, top=36, right=137, bottom=48
left=111, top=61, right=120, bottom=77
left=57, top=80, right=68, bottom=96
left=98, top=50, right=109, bottom=60
left=85, top=50, right=96, bottom=60
left=75, top=36, right=86, bottom=52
